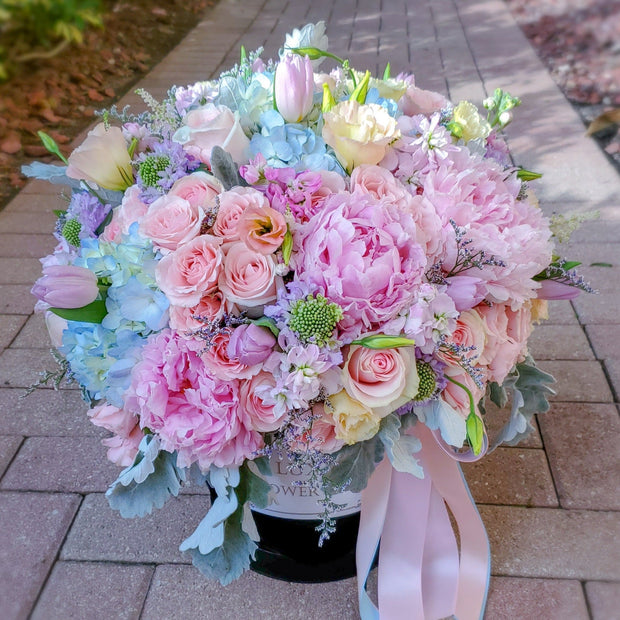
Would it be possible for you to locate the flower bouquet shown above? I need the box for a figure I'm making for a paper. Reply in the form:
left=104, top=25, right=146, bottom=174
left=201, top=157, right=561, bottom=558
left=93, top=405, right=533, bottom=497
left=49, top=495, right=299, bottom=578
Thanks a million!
left=27, top=22, right=592, bottom=620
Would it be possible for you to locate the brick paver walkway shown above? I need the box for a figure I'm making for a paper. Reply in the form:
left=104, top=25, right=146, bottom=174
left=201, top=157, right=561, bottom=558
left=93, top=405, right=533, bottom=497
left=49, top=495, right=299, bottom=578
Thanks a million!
left=1, top=0, right=619, bottom=618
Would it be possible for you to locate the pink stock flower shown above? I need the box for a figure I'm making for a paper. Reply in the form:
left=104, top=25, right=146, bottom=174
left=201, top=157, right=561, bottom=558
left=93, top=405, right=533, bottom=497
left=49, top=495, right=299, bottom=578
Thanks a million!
left=274, top=53, right=315, bottom=123
left=218, top=242, right=278, bottom=310
left=237, top=203, right=287, bottom=254
left=295, top=191, right=426, bottom=339
left=126, top=330, right=263, bottom=470
left=155, top=235, right=223, bottom=307
left=139, top=194, right=204, bottom=252
left=31, top=264, right=99, bottom=308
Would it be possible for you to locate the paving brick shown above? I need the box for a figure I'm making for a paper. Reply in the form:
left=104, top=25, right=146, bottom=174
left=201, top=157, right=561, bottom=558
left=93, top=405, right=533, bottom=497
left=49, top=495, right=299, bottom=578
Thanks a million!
left=31, top=561, right=153, bottom=620
left=528, top=324, right=594, bottom=361
left=538, top=403, right=620, bottom=510
left=0, top=387, right=94, bottom=436
left=483, top=400, right=543, bottom=448
left=0, top=348, right=63, bottom=388
left=0, top=435, right=22, bottom=478
left=485, top=577, right=589, bottom=620
left=480, top=505, right=620, bottom=580
left=142, top=564, right=359, bottom=620
left=0, top=285, right=36, bottom=314
left=604, top=358, right=620, bottom=401
left=0, top=211, right=57, bottom=234
left=0, top=259, right=41, bottom=285
left=0, top=314, right=27, bottom=351
left=10, top=313, right=51, bottom=348
left=585, top=324, right=620, bottom=361
left=1, top=436, right=121, bottom=493
left=538, top=360, right=613, bottom=403
left=61, top=493, right=210, bottom=564
left=463, top=448, right=557, bottom=507
left=0, top=233, right=56, bottom=258
left=0, top=491, right=81, bottom=620
left=585, top=581, right=620, bottom=620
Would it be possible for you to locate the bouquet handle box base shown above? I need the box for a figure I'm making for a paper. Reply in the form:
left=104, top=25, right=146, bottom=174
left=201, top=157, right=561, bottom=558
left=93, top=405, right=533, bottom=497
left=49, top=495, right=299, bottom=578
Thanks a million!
left=250, top=510, right=361, bottom=582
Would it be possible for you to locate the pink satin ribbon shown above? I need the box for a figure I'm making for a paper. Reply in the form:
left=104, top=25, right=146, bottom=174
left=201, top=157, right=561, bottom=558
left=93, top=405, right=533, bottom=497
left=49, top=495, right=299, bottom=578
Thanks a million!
left=357, top=424, right=490, bottom=620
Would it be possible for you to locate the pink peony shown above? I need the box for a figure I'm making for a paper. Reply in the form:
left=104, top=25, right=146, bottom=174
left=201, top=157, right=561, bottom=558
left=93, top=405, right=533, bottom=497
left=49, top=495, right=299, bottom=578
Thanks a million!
left=155, top=234, right=223, bottom=307
left=139, top=194, right=204, bottom=252
left=126, top=330, right=263, bottom=470
left=168, top=171, right=223, bottom=210
left=218, top=242, right=278, bottom=310
left=239, top=371, right=285, bottom=432
left=350, top=164, right=413, bottom=211
left=294, top=191, right=427, bottom=339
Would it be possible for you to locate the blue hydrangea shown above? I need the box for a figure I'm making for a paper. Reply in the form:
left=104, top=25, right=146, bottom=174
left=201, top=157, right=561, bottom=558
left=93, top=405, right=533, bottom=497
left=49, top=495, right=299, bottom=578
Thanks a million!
left=216, top=72, right=274, bottom=132
left=250, top=109, right=342, bottom=173
left=365, top=87, right=400, bottom=117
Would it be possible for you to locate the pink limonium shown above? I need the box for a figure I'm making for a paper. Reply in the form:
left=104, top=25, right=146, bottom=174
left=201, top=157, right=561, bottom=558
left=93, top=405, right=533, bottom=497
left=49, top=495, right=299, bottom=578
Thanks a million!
left=32, top=264, right=99, bottom=308
left=274, top=53, right=315, bottom=123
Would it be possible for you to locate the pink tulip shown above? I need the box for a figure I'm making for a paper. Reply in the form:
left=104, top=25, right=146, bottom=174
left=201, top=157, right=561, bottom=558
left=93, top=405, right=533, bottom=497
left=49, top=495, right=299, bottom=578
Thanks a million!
left=536, top=279, right=581, bottom=300
left=274, top=54, right=315, bottom=123
left=32, top=265, right=99, bottom=308
left=227, top=323, right=276, bottom=366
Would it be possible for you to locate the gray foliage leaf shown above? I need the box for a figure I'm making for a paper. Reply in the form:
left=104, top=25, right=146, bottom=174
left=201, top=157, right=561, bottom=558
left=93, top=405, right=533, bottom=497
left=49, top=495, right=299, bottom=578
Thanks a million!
left=325, top=436, right=385, bottom=493
left=210, top=146, right=247, bottom=190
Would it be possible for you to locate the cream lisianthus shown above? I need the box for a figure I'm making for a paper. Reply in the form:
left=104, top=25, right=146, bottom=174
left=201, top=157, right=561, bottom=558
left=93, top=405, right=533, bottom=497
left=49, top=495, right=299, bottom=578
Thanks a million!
left=66, top=123, right=133, bottom=191
left=327, top=389, right=381, bottom=445
left=452, top=100, right=491, bottom=142
left=322, top=100, right=399, bottom=172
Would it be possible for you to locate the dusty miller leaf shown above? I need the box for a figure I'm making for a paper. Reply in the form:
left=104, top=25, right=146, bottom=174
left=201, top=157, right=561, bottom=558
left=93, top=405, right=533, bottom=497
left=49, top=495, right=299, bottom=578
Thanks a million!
left=378, top=413, right=423, bottom=477
left=324, top=435, right=385, bottom=493
left=210, top=146, right=247, bottom=190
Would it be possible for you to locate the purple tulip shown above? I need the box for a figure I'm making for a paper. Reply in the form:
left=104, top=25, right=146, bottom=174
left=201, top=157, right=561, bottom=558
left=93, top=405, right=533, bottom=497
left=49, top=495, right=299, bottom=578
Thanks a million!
left=274, top=53, right=315, bottom=123
left=536, top=279, right=581, bottom=300
left=32, top=264, right=99, bottom=308
left=227, top=323, right=276, bottom=366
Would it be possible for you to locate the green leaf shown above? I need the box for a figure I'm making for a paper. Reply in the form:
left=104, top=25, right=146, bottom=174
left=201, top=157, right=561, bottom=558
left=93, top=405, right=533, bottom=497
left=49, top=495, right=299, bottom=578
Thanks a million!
left=250, top=316, right=280, bottom=337
left=350, top=70, right=371, bottom=104
left=590, top=262, right=613, bottom=268
left=378, top=413, right=423, bottom=477
left=466, top=412, right=484, bottom=455
left=325, top=436, right=385, bottom=493
left=37, top=130, right=68, bottom=164
left=351, top=334, right=415, bottom=349
left=516, top=167, right=543, bottom=181
left=49, top=300, right=107, bottom=324
left=281, top=227, right=293, bottom=265
left=240, top=45, right=247, bottom=64
left=382, top=62, right=391, bottom=80
left=322, top=83, right=337, bottom=114
left=446, top=120, right=464, bottom=139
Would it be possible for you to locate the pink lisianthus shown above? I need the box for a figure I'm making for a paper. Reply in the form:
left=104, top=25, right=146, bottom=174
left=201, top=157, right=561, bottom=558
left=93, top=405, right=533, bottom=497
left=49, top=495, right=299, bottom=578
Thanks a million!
left=477, top=302, right=533, bottom=384
left=125, top=330, right=263, bottom=470
left=294, top=191, right=426, bottom=340
left=139, top=194, right=204, bottom=252
left=212, top=187, right=270, bottom=244
left=342, top=344, right=419, bottom=412
left=88, top=402, right=138, bottom=437
left=237, top=203, right=287, bottom=254
left=202, top=330, right=260, bottom=381
left=218, top=242, right=278, bottom=310
left=168, top=291, right=229, bottom=334
left=101, top=185, right=149, bottom=243
left=168, top=171, right=223, bottom=210
left=239, top=371, right=285, bottom=432
left=155, top=234, right=223, bottom=307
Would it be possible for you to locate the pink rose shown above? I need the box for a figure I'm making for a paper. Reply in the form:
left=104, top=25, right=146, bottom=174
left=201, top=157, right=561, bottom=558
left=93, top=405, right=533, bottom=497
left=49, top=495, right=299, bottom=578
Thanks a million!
left=101, top=425, right=143, bottom=466
left=219, top=242, right=278, bottom=310
left=101, top=185, right=149, bottom=242
left=227, top=323, right=276, bottom=366
left=156, top=234, right=223, bottom=307
left=88, top=402, right=138, bottom=437
left=139, top=194, right=204, bottom=252
left=289, top=404, right=345, bottom=454
left=202, top=330, right=259, bottom=381
left=446, top=310, right=487, bottom=364
left=238, top=203, right=287, bottom=254
left=168, top=291, right=230, bottom=334
left=168, top=171, right=223, bottom=210
left=350, top=164, right=413, bottom=211
left=441, top=363, right=484, bottom=419
left=174, top=103, right=250, bottom=165
left=477, top=302, right=533, bottom=384
left=239, top=371, right=284, bottom=432
left=212, top=187, right=270, bottom=243
left=342, top=344, right=419, bottom=411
